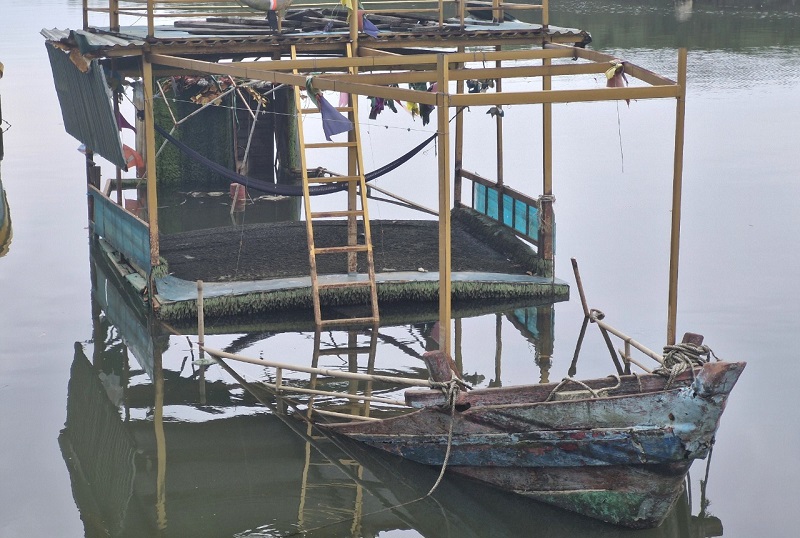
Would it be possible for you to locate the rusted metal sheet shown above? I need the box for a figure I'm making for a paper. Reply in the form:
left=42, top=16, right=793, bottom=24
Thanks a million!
left=45, top=43, right=126, bottom=168
left=324, top=361, right=745, bottom=528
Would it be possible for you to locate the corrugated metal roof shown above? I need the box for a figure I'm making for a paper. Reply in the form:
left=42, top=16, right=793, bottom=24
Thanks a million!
left=45, top=42, right=126, bottom=169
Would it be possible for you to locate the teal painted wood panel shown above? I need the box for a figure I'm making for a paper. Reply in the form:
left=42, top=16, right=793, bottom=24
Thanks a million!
left=91, top=191, right=151, bottom=274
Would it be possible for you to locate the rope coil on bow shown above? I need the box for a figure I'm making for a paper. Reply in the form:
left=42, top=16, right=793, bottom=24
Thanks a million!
left=655, top=343, right=721, bottom=389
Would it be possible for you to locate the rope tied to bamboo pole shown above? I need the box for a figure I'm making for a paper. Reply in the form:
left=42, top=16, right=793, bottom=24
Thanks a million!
left=655, top=342, right=720, bottom=389
left=423, top=378, right=462, bottom=496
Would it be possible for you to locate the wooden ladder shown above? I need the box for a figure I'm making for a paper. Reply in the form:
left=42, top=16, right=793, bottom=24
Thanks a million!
left=291, top=44, right=379, bottom=328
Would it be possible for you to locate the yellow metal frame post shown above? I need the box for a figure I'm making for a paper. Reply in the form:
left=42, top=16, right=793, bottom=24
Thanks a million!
left=454, top=47, right=465, bottom=206
left=142, top=53, right=160, bottom=270
left=437, top=55, right=452, bottom=357
left=667, top=48, right=688, bottom=346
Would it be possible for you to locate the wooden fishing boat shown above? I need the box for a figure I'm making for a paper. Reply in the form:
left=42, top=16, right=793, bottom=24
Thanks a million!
left=320, top=348, right=745, bottom=529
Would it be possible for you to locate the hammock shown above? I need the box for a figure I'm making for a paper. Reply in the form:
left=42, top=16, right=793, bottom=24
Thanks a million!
left=154, top=124, right=437, bottom=197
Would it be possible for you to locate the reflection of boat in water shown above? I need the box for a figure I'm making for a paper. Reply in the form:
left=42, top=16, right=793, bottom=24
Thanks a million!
left=61, top=329, right=724, bottom=537
left=0, top=172, right=12, bottom=259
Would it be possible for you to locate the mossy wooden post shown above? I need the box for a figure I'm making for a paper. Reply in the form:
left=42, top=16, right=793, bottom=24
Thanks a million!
left=347, top=48, right=359, bottom=274
left=495, top=46, right=504, bottom=189
left=110, top=0, right=120, bottom=33
left=113, top=81, right=123, bottom=204
left=274, top=86, right=301, bottom=179
left=349, top=2, right=359, bottom=57
left=142, top=53, right=160, bottom=271
left=541, top=50, right=555, bottom=278
left=437, top=55, right=452, bottom=357
left=667, top=48, right=688, bottom=346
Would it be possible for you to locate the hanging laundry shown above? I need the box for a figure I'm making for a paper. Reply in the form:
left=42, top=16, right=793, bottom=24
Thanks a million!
left=466, top=79, right=494, bottom=93
left=406, top=82, right=428, bottom=121
left=606, top=60, right=630, bottom=105
left=369, top=97, right=385, bottom=120
left=486, top=106, right=504, bottom=118
left=362, top=15, right=379, bottom=37
left=419, top=82, right=437, bottom=126
left=116, top=110, right=137, bottom=133
left=123, top=144, right=144, bottom=172
left=306, top=77, right=353, bottom=141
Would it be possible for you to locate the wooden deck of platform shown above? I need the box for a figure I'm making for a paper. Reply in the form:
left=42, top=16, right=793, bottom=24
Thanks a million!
left=147, top=215, right=568, bottom=321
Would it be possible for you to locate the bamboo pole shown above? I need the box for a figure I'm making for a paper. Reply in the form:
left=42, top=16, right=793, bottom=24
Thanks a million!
left=142, top=53, right=160, bottom=269
left=202, top=346, right=436, bottom=387
left=667, top=48, right=688, bottom=346
left=147, top=0, right=155, bottom=38
left=153, top=347, right=167, bottom=530
left=592, top=315, right=665, bottom=365
left=260, top=381, right=406, bottom=406
left=437, top=54, right=452, bottom=358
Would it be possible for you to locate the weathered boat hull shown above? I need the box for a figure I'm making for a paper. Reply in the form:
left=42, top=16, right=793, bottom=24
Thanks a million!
left=450, top=462, right=692, bottom=529
left=323, top=360, right=745, bottom=528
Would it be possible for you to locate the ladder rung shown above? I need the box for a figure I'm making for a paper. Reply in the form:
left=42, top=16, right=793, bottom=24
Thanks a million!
left=318, top=280, right=373, bottom=290
left=317, top=346, right=372, bottom=356
left=314, top=245, right=369, bottom=255
left=306, top=141, right=358, bottom=149
left=310, top=175, right=361, bottom=184
left=302, top=106, right=353, bottom=114
left=311, top=210, right=364, bottom=219
left=320, top=317, right=380, bottom=328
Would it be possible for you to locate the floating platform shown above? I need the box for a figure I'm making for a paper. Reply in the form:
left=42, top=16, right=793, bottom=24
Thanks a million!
left=100, top=207, right=568, bottom=323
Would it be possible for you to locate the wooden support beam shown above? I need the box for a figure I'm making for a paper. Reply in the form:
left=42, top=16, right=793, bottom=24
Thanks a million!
left=547, top=43, right=677, bottom=87
left=226, top=48, right=576, bottom=73
left=667, top=48, right=688, bottom=346
left=148, top=53, right=440, bottom=105
left=450, top=85, right=681, bottom=107
left=437, top=54, right=452, bottom=357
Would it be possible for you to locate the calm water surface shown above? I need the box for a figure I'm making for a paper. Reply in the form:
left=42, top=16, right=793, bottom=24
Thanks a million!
left=1, top=1, right=799, bottom=536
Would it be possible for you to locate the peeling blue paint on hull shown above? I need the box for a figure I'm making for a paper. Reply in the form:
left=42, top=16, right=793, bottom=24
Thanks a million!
left=324, top=361, right=745, bottom=528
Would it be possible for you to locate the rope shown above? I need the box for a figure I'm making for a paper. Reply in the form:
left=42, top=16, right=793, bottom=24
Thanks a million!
left=545, top=374, right=621, bottom=402
left=423, top=378, right=461, bottom=496
left=655, top=342, right=720, bottom=389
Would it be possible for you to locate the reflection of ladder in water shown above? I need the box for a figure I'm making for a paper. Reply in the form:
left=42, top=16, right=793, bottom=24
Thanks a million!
left=297, top=327, right=379, bottom=534
left=291, top=44, right=379, bottom=328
